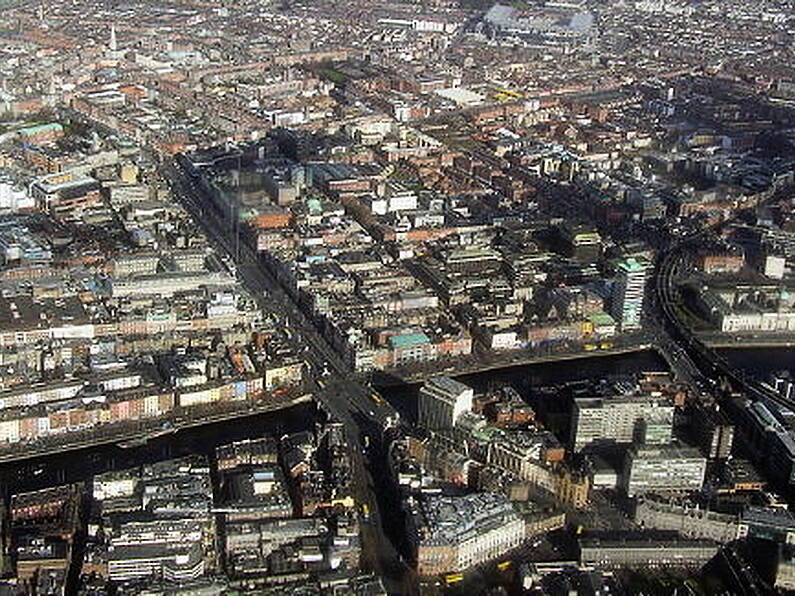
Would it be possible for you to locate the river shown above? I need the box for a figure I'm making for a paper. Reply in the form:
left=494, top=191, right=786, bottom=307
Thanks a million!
left=0, top=401, right=321, bottom=499
left=376, top=349, right=667, bottom=423
left=718, top=347, right=795, bottom=379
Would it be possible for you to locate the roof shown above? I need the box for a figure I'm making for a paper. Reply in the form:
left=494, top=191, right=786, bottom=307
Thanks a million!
left=389, top=332, right=430, bottom=350
left=742, top=505, right=795, bottom=530
left=435, top=87, right=485, bottom=106
left=617, top=257, right=649, bottom=274
left=18, top=122, right=63, bottom=137
left=588, top=310, right=616, bottom=326
left=417, top=492, right=520, bottom=547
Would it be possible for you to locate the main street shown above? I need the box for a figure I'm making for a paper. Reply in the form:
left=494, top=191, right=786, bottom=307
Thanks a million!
left=161, top=160, right=412, bottom=592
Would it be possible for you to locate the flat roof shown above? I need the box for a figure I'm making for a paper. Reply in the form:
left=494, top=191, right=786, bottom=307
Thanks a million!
left=389, top=332, right=430, bottom=350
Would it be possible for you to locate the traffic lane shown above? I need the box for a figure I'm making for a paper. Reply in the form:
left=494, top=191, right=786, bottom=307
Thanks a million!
left=165, top=164, right=403, bottom=565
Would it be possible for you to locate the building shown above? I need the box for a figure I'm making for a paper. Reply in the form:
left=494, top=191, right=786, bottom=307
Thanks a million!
left=634, top=497, right=740, bottom=543
left=561, top=224, right=602, bottom=263
left=93, top=469, right=139, bottom=501
left=15, top=536, right=70, bottom=581
left=698, top=248, right=744, bottom=274
left=729, top=398, right=795, bottom=488
left=29, top=171, right=102, bottom=219
left=610, top=257, right=649, bottom=331
left=623, top=445, right=707, bottom=496
left=579, top=533, right=719, bottom=569
left=689, top=402, right=734, bottom=459
left=107, top=544, right=206, bottom=583
left=737, top=506, right=795, bottom=544
left=409, top=492, right=525, bottom=576
left=764, top=254, right=786, bottom=279
left=17, top=122, right=64, bottom=145
left=776, top=546, right=795, bottom=591
left=417, top=377, right=474, bottom=431
left=695, top=285, right=795, bottom=334
left=216, top=437, right=279, bottom=471
left=100, top=457, right=216, bottom=585
left=217, top=465, right=294, bottom=521
left=570, top=394, right=673, bottom=452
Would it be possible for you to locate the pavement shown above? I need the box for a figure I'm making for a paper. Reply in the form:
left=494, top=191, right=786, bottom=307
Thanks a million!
left=162, top=160, right=413, bottom=593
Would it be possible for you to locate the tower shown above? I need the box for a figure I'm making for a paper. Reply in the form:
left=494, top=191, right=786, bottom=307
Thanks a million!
left=109, top=24, right=118, bottom=52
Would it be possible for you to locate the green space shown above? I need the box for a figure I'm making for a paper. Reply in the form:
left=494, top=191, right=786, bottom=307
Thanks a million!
left=317, top=67, right=348, bottom=85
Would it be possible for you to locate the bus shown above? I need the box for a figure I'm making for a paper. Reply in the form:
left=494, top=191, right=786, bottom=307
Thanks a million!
left=444, top=573, right=464, bottom=585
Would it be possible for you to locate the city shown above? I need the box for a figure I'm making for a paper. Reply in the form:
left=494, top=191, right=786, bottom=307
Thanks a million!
left=0, top=0, right=795, bottom=593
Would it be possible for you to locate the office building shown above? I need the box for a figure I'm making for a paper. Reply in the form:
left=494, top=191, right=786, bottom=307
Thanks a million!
left=579, top=533, right=719, bottom=569
left=418, top=376, right=473, bottom=431
left=610, top=257, right=649, bottom=330
left=623, top=445, right=707, bottom=496
left=737, top=506, right=795, bottom=544
left=689, top=401, right=734, bottom=459
left=409, top=492, right=525, bottom=576
left=570, top=395, right=673, bottom=452
left=634, top=497, right=740, bottom=543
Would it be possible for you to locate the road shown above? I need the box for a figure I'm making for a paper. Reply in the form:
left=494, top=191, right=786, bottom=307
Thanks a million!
left=654, top=235, right=795, bottom=408
left=648, top=181, right=795, bottom=411
left=161, top=160, right=413, bottom=592
left=388, top=340, right=653, bottom=385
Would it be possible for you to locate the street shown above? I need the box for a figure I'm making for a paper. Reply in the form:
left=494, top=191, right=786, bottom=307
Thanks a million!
left=162, top=159, right=413, bottom=592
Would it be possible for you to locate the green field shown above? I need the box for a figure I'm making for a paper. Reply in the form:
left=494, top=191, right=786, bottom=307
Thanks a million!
left=318, top=68, right=348, bottom=85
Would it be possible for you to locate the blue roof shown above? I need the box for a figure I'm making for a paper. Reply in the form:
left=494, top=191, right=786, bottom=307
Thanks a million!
left=19, top=122, right=63, bottom=136
left=389, top=332, right=430, bottom=350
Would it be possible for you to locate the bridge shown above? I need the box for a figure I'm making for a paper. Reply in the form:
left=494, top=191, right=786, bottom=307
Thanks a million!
left=654, top=236, right=793, bottom=409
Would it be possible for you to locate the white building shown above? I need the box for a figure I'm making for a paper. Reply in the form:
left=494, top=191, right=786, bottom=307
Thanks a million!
left=0, top=181, right=34, bottom=212
left=610, top=257, right=649, bottom=330
left=764, top=254, right=786, bottom=280
left=412, top=492, right=525, bottom=576
left=93, top=469, right=139, bottom=501
left=417, top=376, right=473, bottom=431
left=624, top=445, right=707, bottom=496
left=571, top=395, right=674, bottom=452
